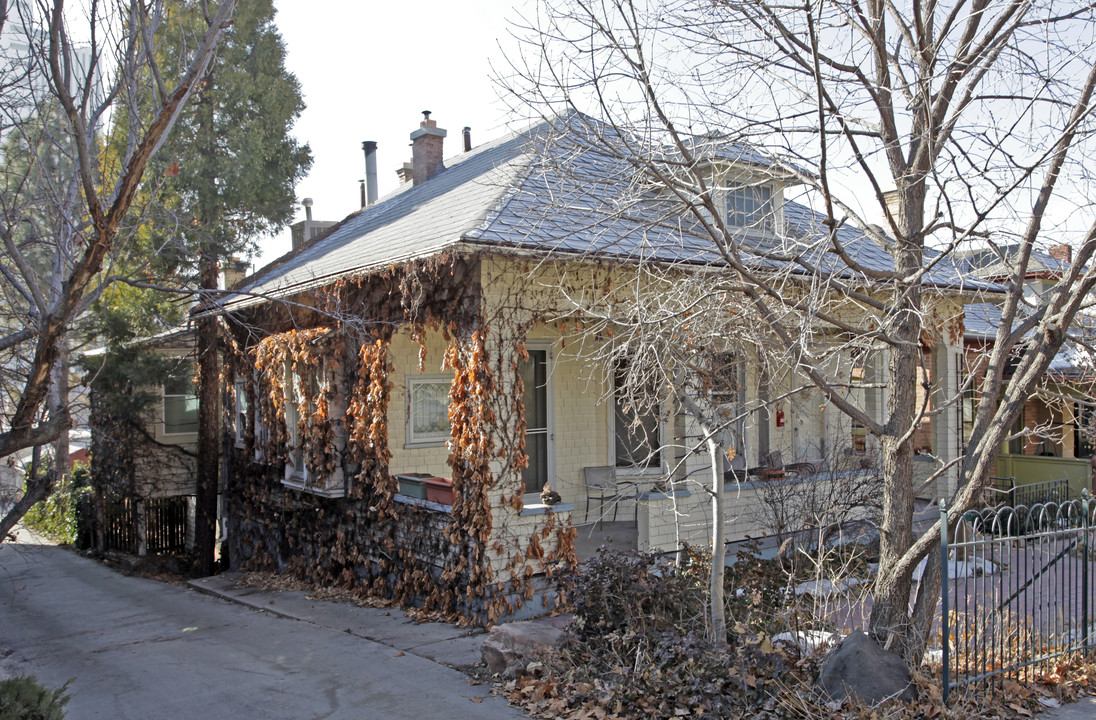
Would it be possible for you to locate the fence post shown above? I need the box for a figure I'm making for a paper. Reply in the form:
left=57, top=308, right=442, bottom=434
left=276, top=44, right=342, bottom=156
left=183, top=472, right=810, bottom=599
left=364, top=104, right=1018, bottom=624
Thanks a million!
left=1084, top=489, right=1090, bottom=647
left=941, top=499, right=951, bottom=706
left=136, top=499, right=147, bottom=557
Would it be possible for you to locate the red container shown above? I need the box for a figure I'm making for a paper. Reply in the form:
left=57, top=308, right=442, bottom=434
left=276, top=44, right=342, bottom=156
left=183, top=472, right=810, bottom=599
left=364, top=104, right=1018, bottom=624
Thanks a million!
left=421, top=476, right=454, bottom=505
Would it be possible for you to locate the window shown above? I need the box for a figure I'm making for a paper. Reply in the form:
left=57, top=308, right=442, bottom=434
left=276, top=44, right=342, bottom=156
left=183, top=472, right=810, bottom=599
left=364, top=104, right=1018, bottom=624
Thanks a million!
left=849, top=362, right=867, bottom=453
left=849, top=351, right=881, bottom=454
left=1075, top=403, right=1094, bottom=459
left=283, top=366, right=315, bottom=483
left=234, top=377, right=248, bottom=449
left=709, top=352, right=746, bottom=468
left=613, top=368, right=662, bottom=471
left=279, top=361, right=345, bottom=497
left=163, top=362, right=198, bottom=435
left=726, top=183, right=773, bottom=231
left=406, top=375, right=451, bottom=447
left=252, top=369, right=271, bottom=462
left=520, top=349, right=550, bottom=493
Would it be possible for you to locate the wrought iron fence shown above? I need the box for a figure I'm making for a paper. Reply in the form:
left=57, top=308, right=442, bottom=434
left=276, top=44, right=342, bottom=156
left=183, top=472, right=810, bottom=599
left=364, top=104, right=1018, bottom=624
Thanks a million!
left=940, top=493, right=1096, bottom=703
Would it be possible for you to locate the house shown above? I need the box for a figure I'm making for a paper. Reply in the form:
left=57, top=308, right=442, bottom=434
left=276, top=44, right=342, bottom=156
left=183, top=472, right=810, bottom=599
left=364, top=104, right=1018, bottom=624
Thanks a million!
left=208, top=112, right=991, bottom=623
left=87, top=327, right=199, bottom=555
left=86, top=260, right=255, bottom=556
left=960, top=245, right=1096, bottom=498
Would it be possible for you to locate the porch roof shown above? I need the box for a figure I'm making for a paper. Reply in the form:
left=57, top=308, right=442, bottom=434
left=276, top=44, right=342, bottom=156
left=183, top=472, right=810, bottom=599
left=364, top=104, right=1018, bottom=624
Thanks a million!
left=965, top=302, right=1090, bottom=376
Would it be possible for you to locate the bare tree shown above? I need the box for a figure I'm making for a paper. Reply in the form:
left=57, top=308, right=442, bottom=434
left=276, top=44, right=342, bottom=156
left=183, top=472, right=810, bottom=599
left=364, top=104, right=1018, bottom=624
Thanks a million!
left=500, top=0, right=1096, bottom=664
left=0, top=0, right=238, bottom=540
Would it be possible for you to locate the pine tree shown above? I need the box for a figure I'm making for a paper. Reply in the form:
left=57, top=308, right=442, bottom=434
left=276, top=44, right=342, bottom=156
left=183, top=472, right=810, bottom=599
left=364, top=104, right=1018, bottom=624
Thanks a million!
left=159, top=0, right=311, bottom=575
left=89, top=0, right=311, bottom=573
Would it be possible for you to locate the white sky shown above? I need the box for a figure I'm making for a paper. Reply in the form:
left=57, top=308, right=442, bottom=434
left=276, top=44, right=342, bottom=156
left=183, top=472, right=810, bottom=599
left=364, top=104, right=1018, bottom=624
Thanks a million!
left=258, top=0, right=532, bottom=267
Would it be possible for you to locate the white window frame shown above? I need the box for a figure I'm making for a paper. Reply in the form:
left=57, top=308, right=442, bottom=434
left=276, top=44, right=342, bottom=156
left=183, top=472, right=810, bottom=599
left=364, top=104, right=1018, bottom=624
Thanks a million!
left=162, top=361, right=198, bottom=436
left=521, top=341, right=556, bottom=502
left=608, top=369, right=667, bottom=478
left=253, top=368, right=270, bottom=463
left=282, top=365, right=311, bottom=486
left=279, top=359, right=345, bottom=498
left=724, top=181, right=775, bottom=234
left=234, top=377, right=248, bottom=449
left=405, top=374, right=452, bottom=448
left=710, top=353, right=748, bottom=470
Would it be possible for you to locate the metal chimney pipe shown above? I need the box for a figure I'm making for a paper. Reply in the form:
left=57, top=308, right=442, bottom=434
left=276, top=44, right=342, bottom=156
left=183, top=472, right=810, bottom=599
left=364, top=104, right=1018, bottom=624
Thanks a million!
left=359, top=180, right=366, bottom=209
left=462, top=126, right=471, bottom=152
left=362, top=141, right=378, bottom=205
left=302, top=197, right=313, bottom=221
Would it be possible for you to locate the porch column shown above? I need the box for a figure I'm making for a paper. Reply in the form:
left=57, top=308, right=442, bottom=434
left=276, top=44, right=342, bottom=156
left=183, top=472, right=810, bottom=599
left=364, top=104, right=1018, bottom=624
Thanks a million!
left=932, top=338, right=963, bottom=499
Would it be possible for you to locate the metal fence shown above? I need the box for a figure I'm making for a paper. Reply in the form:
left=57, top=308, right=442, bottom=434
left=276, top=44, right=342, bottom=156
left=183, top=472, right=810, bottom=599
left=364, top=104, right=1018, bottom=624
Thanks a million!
left=940, top=492, right=1096, bottom=703
left=986, top=476, right=1072, bottom=509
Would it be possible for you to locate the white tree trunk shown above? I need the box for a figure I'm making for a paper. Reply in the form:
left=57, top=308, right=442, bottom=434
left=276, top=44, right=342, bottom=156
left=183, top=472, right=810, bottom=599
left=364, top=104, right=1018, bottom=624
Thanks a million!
left=707, top=436, right=727, bottom=646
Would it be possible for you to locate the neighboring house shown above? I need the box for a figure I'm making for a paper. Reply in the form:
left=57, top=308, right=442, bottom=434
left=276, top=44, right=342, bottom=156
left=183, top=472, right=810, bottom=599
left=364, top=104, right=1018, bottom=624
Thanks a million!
left=961, top=245, right=1096, bottom=497
left=205, top=112, right=992, bottom=624
left=88, top=327, right=199, bottom=555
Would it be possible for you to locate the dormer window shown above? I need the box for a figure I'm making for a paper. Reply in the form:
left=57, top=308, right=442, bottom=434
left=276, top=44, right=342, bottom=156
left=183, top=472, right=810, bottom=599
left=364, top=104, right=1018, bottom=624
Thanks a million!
left=726, top=182, right=773, bottom=232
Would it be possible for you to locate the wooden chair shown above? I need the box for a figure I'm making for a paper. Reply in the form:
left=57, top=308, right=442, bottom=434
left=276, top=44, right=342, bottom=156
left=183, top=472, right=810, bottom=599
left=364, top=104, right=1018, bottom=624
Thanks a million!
left=583, top=466, right=640, bottom=527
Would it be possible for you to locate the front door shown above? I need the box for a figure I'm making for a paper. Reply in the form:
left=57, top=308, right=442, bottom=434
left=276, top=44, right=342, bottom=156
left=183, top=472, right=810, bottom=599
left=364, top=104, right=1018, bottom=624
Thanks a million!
left=520, top=348, right=552, bottom=493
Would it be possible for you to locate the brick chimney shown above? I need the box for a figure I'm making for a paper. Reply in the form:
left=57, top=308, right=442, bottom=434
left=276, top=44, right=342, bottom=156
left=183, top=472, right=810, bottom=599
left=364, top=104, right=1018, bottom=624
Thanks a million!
left=882, top=189, right=901, bottom=222
left=222, top=256, right=249, bottom=289
left=410, top=110, right=446, bottom=185
left=1049, top=244, right=1073, bottom=264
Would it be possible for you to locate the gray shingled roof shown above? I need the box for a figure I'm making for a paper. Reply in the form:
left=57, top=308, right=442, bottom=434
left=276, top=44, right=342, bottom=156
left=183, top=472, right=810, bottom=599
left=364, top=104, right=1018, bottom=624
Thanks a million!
left=964, top=301, right=1091, bottom=375
left=219, top=115, right=1002, bottom=312
left=959, top=245, right=1072, bottom=278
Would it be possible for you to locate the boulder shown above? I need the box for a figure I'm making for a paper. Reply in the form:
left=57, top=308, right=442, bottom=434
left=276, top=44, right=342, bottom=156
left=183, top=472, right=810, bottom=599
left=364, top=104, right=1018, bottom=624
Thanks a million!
left=815, top=631, right=916, bottom=704
left=481, top=621, right=564, bottom=676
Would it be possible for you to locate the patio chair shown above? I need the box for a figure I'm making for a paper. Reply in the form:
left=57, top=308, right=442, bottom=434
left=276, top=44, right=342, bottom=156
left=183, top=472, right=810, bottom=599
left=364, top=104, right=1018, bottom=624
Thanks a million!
left=765, top=450, right=817, bottom=478
left=583, top=466, right=640, bottom=528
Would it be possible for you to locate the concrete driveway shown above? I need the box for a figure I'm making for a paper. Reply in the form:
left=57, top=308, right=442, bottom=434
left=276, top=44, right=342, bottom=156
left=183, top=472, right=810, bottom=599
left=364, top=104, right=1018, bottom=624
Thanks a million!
left=0, top=530, right=526, bottom=719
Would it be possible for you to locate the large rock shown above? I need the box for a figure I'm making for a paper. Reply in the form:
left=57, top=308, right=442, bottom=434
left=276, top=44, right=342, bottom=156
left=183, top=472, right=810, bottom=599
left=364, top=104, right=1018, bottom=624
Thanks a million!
left=481, top=621, right=564, bottom=676
left=815, top=631, right=916, bottom=704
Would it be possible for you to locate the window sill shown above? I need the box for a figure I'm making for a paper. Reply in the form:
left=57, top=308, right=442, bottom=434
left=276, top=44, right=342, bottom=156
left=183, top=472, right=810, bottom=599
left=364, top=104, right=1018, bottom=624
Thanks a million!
left=636, top=488, right=691, bottom=501
left=615, top=466, right=666, bottom=479
left=403, top=439, right=448, bottom=450
left=393, top=493, right=453, bottom=513
left=281, top=474, right=346, bottom=499
left=519, top=502, right=574, bottom=517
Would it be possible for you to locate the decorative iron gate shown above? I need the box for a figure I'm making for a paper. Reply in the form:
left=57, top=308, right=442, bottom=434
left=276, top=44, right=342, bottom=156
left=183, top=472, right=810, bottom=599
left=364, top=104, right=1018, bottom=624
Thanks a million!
left=940, top=491, right=1096, bottom=703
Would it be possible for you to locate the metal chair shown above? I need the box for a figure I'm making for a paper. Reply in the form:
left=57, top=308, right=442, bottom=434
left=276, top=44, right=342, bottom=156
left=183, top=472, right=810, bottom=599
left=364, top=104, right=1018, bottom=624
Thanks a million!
left=583, top=465, right=639, bottom=527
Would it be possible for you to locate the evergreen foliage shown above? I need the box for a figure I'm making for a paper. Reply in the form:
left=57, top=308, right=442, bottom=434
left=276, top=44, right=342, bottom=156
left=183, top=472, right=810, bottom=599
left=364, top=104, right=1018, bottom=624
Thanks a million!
left=0, top=675, right=71, bottom=720
left=85, top=0, right=311, bottom=421
left=23, top=463, right=92, bottom=544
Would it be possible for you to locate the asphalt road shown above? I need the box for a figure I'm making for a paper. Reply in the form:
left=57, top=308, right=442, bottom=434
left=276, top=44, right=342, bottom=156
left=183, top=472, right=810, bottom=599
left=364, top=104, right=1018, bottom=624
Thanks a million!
left=0, top=533, right=525, bottom=719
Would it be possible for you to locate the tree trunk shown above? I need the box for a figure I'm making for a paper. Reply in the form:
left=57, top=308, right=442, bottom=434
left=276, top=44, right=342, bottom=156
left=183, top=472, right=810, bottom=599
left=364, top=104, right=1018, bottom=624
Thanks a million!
left=50, top=342, right=71, bottom=484
left=707, top=436, right=727, bottom=646
left=194, top=254, right=220, bottom=576
left=867, top=181, right=926, bottom=665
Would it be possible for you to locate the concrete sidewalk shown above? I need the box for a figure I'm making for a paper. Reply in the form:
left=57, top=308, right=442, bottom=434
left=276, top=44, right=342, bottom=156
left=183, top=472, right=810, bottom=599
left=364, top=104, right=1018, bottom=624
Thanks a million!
left=188, top=572, right=490, bottom=669
left=1038, top=695, right=1096, bottom=720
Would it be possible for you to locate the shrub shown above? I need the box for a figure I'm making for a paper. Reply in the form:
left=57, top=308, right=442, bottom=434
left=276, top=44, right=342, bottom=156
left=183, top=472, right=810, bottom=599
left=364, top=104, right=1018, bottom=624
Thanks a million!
left=570, top=548, right=706, bottom=642
left=0, top=675, right=70, bottom=720
left=539, top=547, right=793, bottom=719
left=23, top=464, right=92, bottom=545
